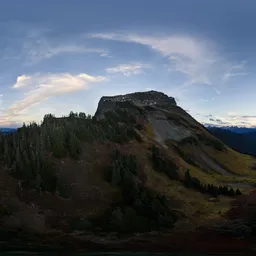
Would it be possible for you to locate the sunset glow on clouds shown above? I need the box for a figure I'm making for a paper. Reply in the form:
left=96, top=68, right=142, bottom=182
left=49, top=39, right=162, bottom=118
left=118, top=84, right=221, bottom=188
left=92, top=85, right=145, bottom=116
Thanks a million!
left=1, top=1, right=256, bottom=127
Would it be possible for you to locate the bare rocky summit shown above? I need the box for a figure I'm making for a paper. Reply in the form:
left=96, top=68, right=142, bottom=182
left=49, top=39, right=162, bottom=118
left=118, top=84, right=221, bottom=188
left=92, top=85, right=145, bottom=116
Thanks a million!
left=95, top=90, right=176, bottom=119
left=95, top=90, right=197, bottom=144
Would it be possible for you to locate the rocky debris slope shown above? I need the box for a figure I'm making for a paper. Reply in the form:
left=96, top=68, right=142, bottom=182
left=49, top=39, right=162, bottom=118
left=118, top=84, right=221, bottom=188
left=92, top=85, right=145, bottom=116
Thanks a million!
left=95, top=90, right=208, bottom=144
left=94, top=90, right=245, bottom=177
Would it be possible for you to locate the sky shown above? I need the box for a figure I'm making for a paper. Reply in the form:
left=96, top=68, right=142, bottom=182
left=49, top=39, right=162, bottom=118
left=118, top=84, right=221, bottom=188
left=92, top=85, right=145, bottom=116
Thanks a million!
left=1, top=0, right=256, bottom=128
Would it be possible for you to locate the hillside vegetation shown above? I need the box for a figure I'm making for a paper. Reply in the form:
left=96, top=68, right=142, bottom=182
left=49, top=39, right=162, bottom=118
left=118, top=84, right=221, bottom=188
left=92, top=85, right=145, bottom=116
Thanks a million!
left=0, top=91, right=256, bottom=252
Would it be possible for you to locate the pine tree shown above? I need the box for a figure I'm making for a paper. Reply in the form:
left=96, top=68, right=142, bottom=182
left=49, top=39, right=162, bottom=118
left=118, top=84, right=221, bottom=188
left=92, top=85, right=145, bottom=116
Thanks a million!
left=78, top=112, right=86, bottom=119
left=30, top=150, right=38, bottom=176
left=236, top=188, right=242, bottom=195
left=184, top=169, right=192, bottom=188
left=51, top=130, right=66, bottom=158
left=35, top=173, right=42, bottom=194
left=22, top=150, right=33, bottom=180
left=111, top=163, right=121, bottom=186
left=191, top=177, right=201, bottom=190
left=3, top=138, right=11, bottom=167
left=66, top=132, right=81, bottom=159
left=228, top=187, right=236, bottom=196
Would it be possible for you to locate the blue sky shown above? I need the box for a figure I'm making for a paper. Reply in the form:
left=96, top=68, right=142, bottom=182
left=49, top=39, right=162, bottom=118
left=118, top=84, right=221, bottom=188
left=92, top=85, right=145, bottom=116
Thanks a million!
left=1, top=0, right=256, bottom=127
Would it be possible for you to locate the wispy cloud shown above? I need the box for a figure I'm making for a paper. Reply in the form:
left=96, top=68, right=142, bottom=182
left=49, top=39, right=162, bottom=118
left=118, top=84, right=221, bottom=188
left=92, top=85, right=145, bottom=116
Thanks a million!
left=227, top=112, right=238, bottom=117
left=100, top=52, right=113, bottom=58
left=226, top=113, right=256, bottom=120
left=3, top=28, right=108, bottom=66
left=4, top=73, right=106, bottom=119
left=89, top=32, right=252, bottom=108
left=212, top=86, right=221, bottom=94
left=105, top=63, right=150, bottom=76
left=222, top=60, right=248, bottom=81
left=89, top=32, right=218, bottom=85
left=23, top=40, right=108, bottom=65
left=203, top=116, right=232, bottom=127
left=199, top=97, right=215, bottom=103
left=223, top=72, right=247, bottom=81
left=199, top=98, right=209, bottom=102
left=12, top=75, right=32, bottom=89
left=240, top=115, right=256, bottom=118
left=209, top=117, right=224, bottom=123
left=203, top=112, right=256, bottom=127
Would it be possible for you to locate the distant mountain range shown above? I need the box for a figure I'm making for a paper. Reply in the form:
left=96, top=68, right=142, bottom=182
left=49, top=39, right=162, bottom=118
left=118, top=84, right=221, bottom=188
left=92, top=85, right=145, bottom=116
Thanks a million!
left=0, top=128, right=17, bottom=135
left=205, top=125, right=256, bottom=134
left=208, top=126, right=256, bottom=156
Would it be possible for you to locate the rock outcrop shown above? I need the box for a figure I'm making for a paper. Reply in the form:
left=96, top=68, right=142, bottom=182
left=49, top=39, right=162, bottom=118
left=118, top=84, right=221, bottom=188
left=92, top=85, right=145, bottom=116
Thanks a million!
left=95, top=90, right=176, bottom=119
left=94, top=90, right=240, bottom=176
left=94, top=90, right=199, bottom=145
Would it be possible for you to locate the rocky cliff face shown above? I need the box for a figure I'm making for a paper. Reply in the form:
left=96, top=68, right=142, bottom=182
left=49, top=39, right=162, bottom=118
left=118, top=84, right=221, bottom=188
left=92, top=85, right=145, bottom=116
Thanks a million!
left=94, top=90, right=204, bottom=145
left=94, top=90, right=237, bottom=177
left=95, top=90, right=176, bottom=119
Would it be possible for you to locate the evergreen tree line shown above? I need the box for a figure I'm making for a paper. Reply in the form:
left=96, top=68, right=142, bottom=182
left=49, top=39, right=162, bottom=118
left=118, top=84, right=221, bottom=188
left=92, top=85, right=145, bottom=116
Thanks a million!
left=151, top=145, right=180, bottom=180
left=103, top=149, right=176, bottom=233
left=184, top=169, right=242, bottom=197
left=0, top=109, right=142, bottom=192
left=150, top=145, right=242, bottom=197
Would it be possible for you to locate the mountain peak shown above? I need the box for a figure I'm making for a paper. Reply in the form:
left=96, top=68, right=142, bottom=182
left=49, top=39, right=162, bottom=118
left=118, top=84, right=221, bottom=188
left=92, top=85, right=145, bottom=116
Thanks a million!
left=100, top=90, right=176, bottom=105
left=94, top=90, right=206, bottom=145
left=95, top=90, right=177, bottom=119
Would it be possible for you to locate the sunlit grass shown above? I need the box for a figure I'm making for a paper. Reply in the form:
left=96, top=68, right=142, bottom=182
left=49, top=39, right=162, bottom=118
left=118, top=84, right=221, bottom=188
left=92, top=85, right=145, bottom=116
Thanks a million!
left=204, top=146, right=256, bottom=176
left=144, top=123, right=155, bottom=138
left=143, top=166, right=234, bottom=223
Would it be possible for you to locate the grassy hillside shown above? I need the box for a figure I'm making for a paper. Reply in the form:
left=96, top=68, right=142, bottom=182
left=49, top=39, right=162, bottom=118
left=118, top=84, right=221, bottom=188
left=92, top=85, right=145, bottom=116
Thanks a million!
left=0, top=104, right=256, bottom=251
